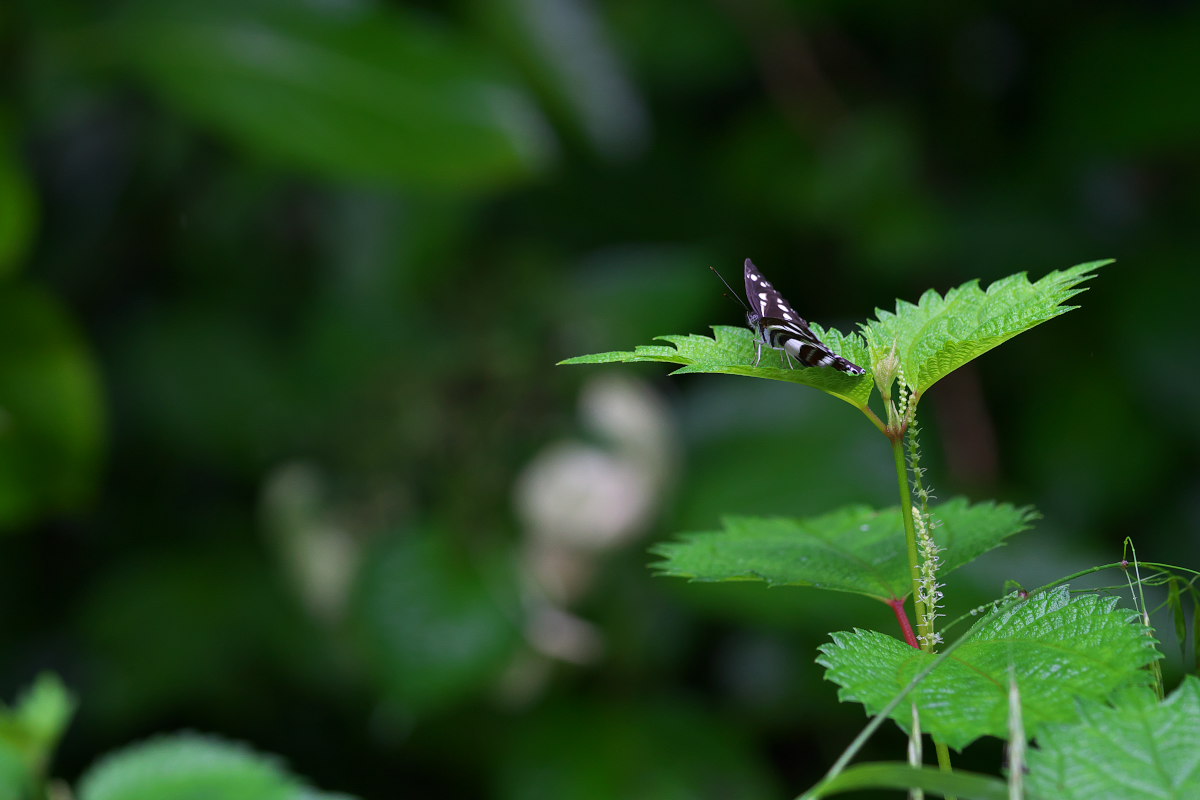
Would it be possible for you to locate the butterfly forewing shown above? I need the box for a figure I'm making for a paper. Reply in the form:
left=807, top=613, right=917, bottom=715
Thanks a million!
left=741, top=258, right=866, bottom=376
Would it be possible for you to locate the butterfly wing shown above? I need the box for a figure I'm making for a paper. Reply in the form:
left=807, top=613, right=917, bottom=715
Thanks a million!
left=743, top=258, right=819, bottom=340
left=742, top=258, right=866, bottom=375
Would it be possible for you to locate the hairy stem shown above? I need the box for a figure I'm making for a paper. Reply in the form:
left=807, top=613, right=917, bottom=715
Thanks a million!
left=905, top=423, right=954, bottom=784
left=892, top=436, right=928, bottom=647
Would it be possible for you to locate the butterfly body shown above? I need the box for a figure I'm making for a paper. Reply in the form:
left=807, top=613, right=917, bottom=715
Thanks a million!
left=741, top=258, right=866, bottom=376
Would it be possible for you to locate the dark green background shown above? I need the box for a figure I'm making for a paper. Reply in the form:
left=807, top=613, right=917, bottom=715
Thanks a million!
left=3, top=1, right=1197, bottom=797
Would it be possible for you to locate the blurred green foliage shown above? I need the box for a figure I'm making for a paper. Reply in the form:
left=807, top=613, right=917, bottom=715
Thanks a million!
left=0, top=675, right=74, bottom=796
left=76, top=732, right=357, bottom=800
left=2, top=0, right=1199, bottom=797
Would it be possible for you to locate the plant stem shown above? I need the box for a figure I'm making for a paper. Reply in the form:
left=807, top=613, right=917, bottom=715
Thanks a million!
left=935, top=740, right=957, bottom=800
left=892, top=432, right=949, bottom=793
left=892, top=436, right=927, bottom=648
left=935, top=740, right=954, bottom=773
left=889, top=598, right=919, bottom=649
left=860, top=405, right=888, bottom=435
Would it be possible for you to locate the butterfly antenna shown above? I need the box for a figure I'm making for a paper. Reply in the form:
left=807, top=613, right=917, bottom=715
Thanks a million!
left=709, top=266, right=749, bottom=311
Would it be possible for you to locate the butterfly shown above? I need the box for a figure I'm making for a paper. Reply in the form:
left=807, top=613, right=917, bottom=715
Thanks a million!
left=718, top=258, right=866, bottom=375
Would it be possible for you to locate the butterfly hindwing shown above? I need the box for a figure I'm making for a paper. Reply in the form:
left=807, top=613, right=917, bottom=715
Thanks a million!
left=741, top=258, right=866, bottom=376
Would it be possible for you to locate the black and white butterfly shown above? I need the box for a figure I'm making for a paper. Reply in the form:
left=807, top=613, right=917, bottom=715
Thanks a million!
left=727, top=258, right=866, bottom=375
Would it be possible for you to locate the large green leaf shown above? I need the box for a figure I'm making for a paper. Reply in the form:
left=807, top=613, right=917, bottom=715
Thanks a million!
left=863, top=260, right=1110, bottom=395
left=102, top=0, right=554, bottom=189
left=561, top=325, right=873, bottom=408
left=817, top=587, right=1161, bottom=750
left=652, top=498, right=1036, bottom=602
left=1025, top=676, right=1200, bottom=800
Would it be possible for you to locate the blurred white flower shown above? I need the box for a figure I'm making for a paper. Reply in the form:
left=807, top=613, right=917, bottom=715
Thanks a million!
left=516, top=374, right=673, bottom=551
left=516, top=442, right=652, bottom=551
left=509, top=374, right=675, bottom=676
left=261, top=462, right=360, bottom=624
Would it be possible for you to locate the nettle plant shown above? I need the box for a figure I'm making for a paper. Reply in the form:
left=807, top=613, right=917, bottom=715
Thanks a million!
left=563, top=259, right=1200, bottom=800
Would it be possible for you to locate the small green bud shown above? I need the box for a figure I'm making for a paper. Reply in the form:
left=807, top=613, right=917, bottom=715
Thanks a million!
left=873, top=340, right=901, bottom=400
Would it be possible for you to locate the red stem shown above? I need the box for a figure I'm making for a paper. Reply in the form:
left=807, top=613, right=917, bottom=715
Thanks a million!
left=889, top=597, right=920, bottom=649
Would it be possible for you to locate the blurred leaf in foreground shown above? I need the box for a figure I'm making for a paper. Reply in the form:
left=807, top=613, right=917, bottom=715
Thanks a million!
left=799, top=762, right=1007, bottom=800
left=77, top=732, right=358, bottom=800
left=1025, top=675, right=1200, bottom=800
left=0, top=674, right=75, bottom=797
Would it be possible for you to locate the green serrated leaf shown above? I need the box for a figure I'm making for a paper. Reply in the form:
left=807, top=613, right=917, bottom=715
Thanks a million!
left=560, top=325, right=874, bottom=408
left=800, top=762, right=1008, bottom=800
left=1025, top=675, right=1200, bottom=800
left=651, top=498, right=1036, bottom=602
left=863, top=260, right=1110, bottom=395
left=817, top=587, right=1161, bottom=750
left=561, top=262, right=1106, bottom=412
